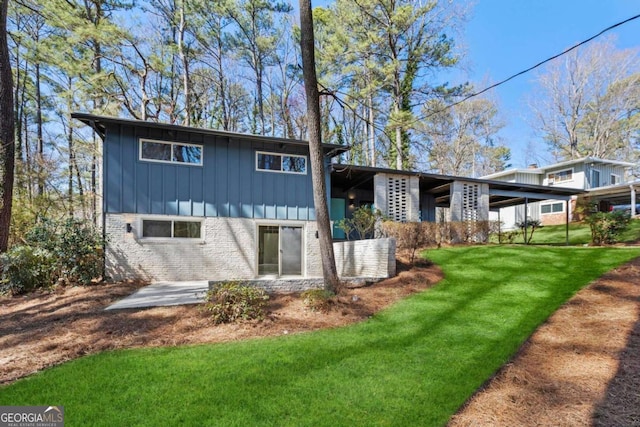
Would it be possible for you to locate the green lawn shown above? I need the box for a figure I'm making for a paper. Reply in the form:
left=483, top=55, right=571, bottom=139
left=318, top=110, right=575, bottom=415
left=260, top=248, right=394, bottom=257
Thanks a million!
left=495, top=218, right=640, bottom=245
left=1, top=246, right=639, bottom=426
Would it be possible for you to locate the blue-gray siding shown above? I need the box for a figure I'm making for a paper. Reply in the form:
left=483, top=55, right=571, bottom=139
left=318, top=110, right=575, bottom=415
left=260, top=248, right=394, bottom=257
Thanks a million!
left=104, top=124, right=317, bottom=220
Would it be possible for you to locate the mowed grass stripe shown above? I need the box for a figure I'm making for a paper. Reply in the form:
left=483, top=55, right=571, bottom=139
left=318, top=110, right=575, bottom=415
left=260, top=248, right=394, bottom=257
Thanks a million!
left=1, top=246, right=638, bottom=426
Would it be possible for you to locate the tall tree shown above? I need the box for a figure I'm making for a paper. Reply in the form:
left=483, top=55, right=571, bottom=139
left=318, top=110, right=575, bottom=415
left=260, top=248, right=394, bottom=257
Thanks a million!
left=299, top=0, right=340, bottom=293
left=321, top=0, right=463, bottom=170
left=417, top=95, right=508, bottom=177
left=0, top=0, right=15, bottom=252
left=531, top=38, right=640, bottom=161
left=225, top=0, right=292, bottom=134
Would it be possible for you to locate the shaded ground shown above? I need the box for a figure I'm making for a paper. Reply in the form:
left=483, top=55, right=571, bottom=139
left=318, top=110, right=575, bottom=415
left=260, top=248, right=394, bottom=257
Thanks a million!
left=0, top=258, right=441, bottom=385
left=449, top=257, right=640, bottom=427
left=1, top=256, right=638, bottom=427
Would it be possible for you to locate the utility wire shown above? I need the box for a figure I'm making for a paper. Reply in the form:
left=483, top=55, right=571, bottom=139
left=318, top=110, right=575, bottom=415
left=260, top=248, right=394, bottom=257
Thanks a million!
left=418, top=12, right=640, bottom=121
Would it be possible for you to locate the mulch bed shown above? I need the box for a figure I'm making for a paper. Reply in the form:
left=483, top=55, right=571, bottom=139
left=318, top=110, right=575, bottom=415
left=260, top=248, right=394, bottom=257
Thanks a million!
left=448, top=256, right=640, bottom=427
left=1, top=255, right=639, bottom=426
left=0, top=258, right=441, bottom=385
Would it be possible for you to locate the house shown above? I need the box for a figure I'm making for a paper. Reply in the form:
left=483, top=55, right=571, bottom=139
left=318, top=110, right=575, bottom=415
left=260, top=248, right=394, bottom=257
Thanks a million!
left=482, top=157, right=638, bottom=229
left=73, top=113, right=582, bottom=283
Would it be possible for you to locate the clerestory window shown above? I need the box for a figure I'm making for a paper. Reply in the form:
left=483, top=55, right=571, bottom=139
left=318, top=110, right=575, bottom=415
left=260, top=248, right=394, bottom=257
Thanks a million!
left=140, top=139, right=202, bottom=166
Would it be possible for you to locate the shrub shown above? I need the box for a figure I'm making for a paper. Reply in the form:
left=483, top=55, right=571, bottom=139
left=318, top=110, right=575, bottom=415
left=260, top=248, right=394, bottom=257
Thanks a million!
left=584, top=211, right=630, bottom=245
left=382, top=221, right=435, bottom=263
left=301, top=289, right=335, bottom=312
left=0, top=217, right=106, bottom=294
left=203, top=282, right=269, bottom=324
left=25, top=218, right=105, bottom=285
left=336, top=205, right=382, bottom=240
left=0, top=246, right=56, bottom=295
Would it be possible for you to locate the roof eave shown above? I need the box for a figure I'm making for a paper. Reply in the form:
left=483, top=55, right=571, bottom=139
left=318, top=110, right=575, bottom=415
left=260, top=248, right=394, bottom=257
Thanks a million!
left=71, top=112, right=350, bottom=157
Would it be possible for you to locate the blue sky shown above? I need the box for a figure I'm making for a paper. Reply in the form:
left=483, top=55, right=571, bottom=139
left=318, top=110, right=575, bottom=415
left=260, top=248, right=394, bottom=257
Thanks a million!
left=308, top=1, right=639, bottom=169
left=456, top=1, right=640, bottom=168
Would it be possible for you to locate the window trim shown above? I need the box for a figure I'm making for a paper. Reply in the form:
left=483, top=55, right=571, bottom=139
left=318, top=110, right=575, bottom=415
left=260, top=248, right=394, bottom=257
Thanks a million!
left=611, top=173, right=620, bottom=186
left=138, top=216, right=204, bottom=242
left=255, top=151, right=308, bottom=175
left=590, top=168, right=601, bottom=188
left=139, top=138, right=203, bottom=166
left=255, top=220, right=306, bottom=278
left=546, top=168, right=573, bottom=185
left=540, top=202, right=565, bottom=215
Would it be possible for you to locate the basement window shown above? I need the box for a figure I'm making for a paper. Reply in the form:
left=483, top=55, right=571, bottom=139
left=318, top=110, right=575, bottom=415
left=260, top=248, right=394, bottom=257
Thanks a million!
left=540, top=202, right=564, bottom=215
left=142, top=219, right=202, bottom=239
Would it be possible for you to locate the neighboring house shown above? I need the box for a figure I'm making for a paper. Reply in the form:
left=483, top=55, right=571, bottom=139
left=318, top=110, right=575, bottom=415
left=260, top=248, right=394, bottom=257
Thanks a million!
left=482, top=157, right=638, bottom=229
left=73, top=113, right=582, bottom=283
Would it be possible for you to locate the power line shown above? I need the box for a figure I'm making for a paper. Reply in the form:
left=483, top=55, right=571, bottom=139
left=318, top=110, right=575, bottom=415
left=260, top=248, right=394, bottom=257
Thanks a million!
left=417, top=12, right=640, bottom=121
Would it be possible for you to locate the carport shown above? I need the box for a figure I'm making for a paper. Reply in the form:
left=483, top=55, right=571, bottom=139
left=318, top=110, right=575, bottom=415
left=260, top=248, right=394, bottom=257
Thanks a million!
left=330, top=164, right=583, bottom=244
left=582, top=181, right=640, bottom=216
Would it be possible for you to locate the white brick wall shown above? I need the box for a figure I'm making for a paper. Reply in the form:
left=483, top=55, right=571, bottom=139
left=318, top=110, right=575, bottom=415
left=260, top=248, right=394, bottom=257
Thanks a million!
left=105, top=214, right=322, bottom=282
left=333, top=238, right=396, bottom=278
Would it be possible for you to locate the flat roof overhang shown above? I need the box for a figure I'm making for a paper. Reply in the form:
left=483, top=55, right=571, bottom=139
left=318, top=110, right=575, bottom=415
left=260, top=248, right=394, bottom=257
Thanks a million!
left=583, top=182, right=640, bottom=205
left=330, top=164, right=583, bottom=209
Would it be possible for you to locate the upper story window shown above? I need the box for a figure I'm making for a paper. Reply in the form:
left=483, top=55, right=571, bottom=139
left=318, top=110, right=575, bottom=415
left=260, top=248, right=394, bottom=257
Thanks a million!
left=141, top=218, right=202, bottom=239
left=547, top=168, right=573, bottom=185
left=256, top=151, right=307, bottom=174
left=611, top=174, right=620, bottom=185
left=140, top=138, right=203, bottom=166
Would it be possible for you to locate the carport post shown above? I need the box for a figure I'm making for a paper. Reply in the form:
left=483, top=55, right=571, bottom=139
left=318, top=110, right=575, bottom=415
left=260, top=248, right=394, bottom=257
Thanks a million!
left=524, top=198, right=528, bottom=245
left=565, top=199, right=570, bottom=246
left=631, top=185, right=637, bottom=218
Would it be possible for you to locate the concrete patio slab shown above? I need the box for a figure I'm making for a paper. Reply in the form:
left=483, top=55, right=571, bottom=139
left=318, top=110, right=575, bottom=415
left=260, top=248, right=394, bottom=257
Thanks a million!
left=105, top=281, right=208, bottom=310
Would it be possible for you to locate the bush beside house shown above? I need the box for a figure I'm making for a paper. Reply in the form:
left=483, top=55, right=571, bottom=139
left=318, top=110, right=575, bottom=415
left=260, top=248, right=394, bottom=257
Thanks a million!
left=1, top=218, right=105, bottom=295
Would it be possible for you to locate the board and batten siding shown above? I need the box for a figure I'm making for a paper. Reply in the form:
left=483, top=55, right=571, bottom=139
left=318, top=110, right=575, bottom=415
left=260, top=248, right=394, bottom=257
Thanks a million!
left=103, top=123, right=317, bottom=220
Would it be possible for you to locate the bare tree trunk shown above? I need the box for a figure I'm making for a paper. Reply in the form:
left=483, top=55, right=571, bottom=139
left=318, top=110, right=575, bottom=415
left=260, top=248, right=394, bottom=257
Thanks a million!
left=67, top=113, right=74, bottom=218
left=177, top=0, right=190, bottom=126
left=0, top=0, right=15, bottom=252
left=35, top=62, right=45, bottom=196
left=299, top=0, right=340, bottom=293
left=368, top=91, right=375, bottom=167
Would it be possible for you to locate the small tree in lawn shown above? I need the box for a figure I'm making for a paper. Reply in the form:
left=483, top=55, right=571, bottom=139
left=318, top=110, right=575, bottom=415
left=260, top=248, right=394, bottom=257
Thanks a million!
left=516, top=218, right=541, bottom=244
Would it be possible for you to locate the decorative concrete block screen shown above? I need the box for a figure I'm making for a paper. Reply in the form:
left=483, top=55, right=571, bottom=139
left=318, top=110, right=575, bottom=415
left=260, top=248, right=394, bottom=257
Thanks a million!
left=333, top=238, right=396, bottom=279
left=450, top=181, right=490, bottom=242
left=387, top=177, right=409, bottom=221
left=374, top=173, right=420, bottom=222
left=462, top=183, right=480, bottom=222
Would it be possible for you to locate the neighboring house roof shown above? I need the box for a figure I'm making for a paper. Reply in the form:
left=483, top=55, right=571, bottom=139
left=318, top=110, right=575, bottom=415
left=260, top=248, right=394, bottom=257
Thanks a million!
left=331, top=164, right=582, bottom=211
left=72, top=112, right=350, bottom=158
left=481, top=156, right=636, bottom=180
left=584, top=181, right=640, bottom=205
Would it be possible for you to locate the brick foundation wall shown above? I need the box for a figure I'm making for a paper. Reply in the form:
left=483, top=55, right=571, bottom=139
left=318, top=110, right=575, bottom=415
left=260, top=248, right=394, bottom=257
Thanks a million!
left=105, top=214, right=322, bottom=282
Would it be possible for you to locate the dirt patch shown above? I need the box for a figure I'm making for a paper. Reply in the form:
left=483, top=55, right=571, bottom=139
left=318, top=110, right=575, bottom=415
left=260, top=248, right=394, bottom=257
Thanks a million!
left=448, top=257, right=640, bottom=427
left=0, top=258, right=441, bottom=385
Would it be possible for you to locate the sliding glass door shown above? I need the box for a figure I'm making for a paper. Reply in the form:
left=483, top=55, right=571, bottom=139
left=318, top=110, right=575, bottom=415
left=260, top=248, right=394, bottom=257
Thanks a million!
left=258, top=225, right=303, bottom=276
